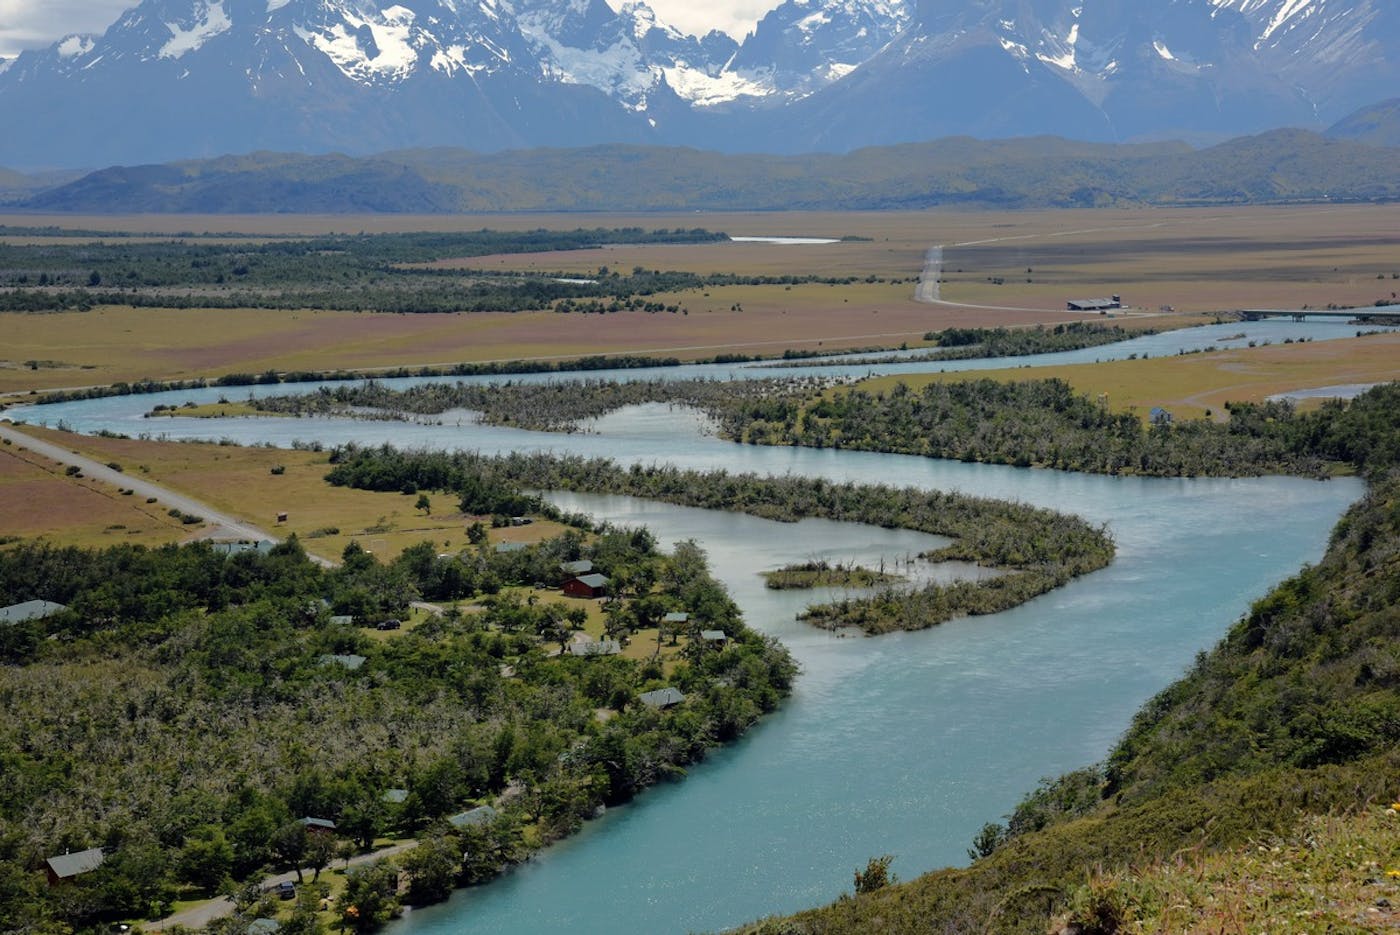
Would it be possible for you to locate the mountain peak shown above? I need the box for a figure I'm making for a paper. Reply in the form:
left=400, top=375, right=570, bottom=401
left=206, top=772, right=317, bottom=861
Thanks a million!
left=0, top=0, right=1395, bottom=168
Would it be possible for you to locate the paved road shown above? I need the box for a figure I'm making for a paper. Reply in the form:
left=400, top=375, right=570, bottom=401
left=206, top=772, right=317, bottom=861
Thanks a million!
left=147, top=841, right=419, bottom=932
left=0, top=423, right=341, bottom=567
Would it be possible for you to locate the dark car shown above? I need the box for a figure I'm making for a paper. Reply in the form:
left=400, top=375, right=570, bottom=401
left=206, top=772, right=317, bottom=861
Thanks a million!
left=376, top=619, right=401, bottom=631
left=275, top=881, right=296, bottom=900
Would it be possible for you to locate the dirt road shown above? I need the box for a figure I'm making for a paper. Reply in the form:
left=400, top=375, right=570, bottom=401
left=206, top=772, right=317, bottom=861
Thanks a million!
left=0, top=422, right=316, bottom=557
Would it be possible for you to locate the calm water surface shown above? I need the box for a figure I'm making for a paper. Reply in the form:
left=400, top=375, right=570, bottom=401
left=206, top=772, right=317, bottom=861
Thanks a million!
left=5, top=322, right=1369, bottom=933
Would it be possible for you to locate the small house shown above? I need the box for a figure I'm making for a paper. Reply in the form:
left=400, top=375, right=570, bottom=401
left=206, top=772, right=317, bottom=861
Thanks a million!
left=318, top=654, right=366, bottom=671
left=297, top=817, right=337, bottom=834
left=662, top=611, right=690, bottom=625
left=248, top=919, right=281, bottom=935
left=494, top=541, right=528, bottom=554
left=639, top=687, right=686, bottom=709
left=447, top=806, right=498, bottom=829
left=563, top=573, right=610, bottom=599
left=699, top=629, right=728, bottom=645
left=559, top=559, right=594, bottom=577
left=382, top=789, right=409, bottom=805
left=0, top=600, right=67, bottom=626
left=568, top=638, right=621, bottom=657
left=1149, top=407, right=1174, bottom=425
left=44, top=847, right=105, bottom=886
left=329, top=614, right=355, bottom=626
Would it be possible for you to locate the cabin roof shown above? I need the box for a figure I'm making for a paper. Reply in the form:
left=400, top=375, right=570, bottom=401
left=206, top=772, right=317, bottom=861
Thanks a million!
left=45, top=847, right=104, bottom=879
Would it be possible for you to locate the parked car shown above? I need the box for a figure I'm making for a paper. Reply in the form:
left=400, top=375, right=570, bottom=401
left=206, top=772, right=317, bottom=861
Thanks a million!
left=275, top=881, right=296, bottom=900
left=376, top=619, right=401, bottom=631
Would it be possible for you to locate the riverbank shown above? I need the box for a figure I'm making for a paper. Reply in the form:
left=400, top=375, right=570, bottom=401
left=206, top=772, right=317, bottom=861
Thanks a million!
left=738, top=397, right=1400, bottom=934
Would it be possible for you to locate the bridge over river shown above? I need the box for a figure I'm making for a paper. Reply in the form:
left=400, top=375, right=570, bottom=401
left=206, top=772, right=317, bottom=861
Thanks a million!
left=1241, top=304, right=1400, bottom=322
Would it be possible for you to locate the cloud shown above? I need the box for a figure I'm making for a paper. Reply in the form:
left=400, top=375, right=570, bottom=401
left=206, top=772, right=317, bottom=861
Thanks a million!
left=618, top=0, right=782, bottom=39
left=0, top=0, right=136, bottom=57
left=0, top=0, right=787, bottom=59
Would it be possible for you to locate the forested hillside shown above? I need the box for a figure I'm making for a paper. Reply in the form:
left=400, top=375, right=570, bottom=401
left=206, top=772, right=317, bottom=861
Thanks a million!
left=0, top=524, right=794, bottom=931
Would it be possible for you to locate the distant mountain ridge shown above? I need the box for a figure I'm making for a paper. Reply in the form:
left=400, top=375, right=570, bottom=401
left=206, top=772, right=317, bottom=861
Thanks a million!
left=13, top=129, right=1399, bottom=214
left=1328, top=99, right=1400, bottom=148
left=0, top=0, right=1396, bottom=167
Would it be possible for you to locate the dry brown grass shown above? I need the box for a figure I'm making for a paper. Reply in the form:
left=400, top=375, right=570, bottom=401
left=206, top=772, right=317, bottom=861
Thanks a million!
left=861, top=331, right=1400, bottom=421
left=4, top=205, right=1390, bottom=397
left=0, top=438, right=190, bottom=549
left=5, top=425, right=562, bottom=563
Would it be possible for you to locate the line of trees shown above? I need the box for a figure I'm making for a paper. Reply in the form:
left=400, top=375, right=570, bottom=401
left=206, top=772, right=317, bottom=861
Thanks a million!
left=323, top=447, right=1116, bottom=635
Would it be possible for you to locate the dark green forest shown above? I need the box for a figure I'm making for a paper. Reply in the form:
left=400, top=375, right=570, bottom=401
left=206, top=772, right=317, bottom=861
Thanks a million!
left=0, top=524, right=794, bottom=932
left=0, top=228, right=890, bottom=314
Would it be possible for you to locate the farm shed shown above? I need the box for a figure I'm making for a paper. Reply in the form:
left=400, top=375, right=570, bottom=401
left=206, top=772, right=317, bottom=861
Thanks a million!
left=1066, top=295, right=1121, bottom=311
left=563, top=573, right=610, bottom=598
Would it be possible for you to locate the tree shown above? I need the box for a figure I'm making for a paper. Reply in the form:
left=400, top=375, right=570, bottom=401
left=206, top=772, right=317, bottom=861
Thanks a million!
left=400, top=835, right=458, bottom=905
left=967, top=822, right=1006, bottom=861
left=282, top=886, right=327, bottom=935
left=466, top=521, right=488, bottom=545
left=340, top=796, right=384, bottom=852
left=270, top=821, right=309, bottom=883
left=177, top=825, right=234, bottom=891
left=415, top=493, right=431, bottom=516
left=853, top=855, right=896, bottom=895
left=306, top=832, right=336, bottom=882
left=335, top=862, right=400, bottom=933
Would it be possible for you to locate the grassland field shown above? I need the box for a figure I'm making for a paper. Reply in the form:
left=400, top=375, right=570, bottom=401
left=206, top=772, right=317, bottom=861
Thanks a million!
left=2, top=424, right=570, bottom=566
left=1, top=205, right=1394, bottom=399
left=857, top=330, right=1400, bottom=421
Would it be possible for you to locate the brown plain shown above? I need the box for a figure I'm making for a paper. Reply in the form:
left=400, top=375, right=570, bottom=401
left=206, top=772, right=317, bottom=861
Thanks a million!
left=859, top=331, right=1400, bottom=421
left=0, top=437, right=190, bottom=549
left=6, top=425, right=571, bottom=563
left=2, top=205, right=1395, bottom=397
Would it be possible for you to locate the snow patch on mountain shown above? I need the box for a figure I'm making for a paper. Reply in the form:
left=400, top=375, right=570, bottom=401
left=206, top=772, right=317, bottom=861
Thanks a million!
left=57, top=36, right=97, bottom=59
left=664, top=64, right=769, bottom=106
left=533, top=32, right=651, bottom=98
left=161, top=1, right=232, bottom=59
left=294, top=5, right=441, bottom=83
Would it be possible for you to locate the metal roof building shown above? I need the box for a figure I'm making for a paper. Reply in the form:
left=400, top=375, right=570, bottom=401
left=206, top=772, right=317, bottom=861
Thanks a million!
left=0, top=600, right=67, bottom=626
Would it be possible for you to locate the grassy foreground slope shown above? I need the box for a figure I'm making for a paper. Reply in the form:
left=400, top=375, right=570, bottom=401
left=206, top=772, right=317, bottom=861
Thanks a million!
left=740, top=388, right=1400, bottom=934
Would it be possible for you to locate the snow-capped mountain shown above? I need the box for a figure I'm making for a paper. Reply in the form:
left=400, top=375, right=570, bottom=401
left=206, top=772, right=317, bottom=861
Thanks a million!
left=0, top=0, right=1394, bottom=167
left=751, top=0, right=1399, bottom=149
left=726, top=0, right=913, bottom=102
